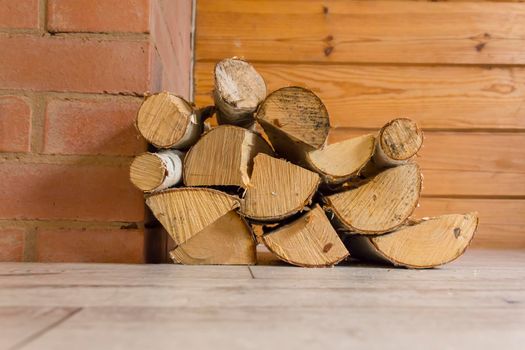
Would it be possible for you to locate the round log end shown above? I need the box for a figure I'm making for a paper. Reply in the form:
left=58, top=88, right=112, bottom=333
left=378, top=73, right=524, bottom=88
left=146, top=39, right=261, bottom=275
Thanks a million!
left=136, top=92, right=195, bottom=148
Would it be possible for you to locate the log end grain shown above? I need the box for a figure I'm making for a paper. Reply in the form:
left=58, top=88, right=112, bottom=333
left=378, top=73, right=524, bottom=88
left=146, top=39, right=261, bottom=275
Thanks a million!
left=130, top=152, right=166, bottom=192
left=241, top=153, right=320, bottom=222
left=170, top=211, right=257, bottom=265
left=214, top=58, right=266, bottom=127
left=256, top=86, right=330, bottom=151
left=308, top=133, right=376, bottom=184
left=347, top=213, right=479, bottom=269
left=262, top=205, right=349, bottom=267
left=145, top=187, right=240, bottom=245
left=183, top=125, right=274, bottom=188
left=375, top=118, right=423, bottom=166
left=325, top=163, right=422, bottom=235
left=136, top=92, right=198, bottom=149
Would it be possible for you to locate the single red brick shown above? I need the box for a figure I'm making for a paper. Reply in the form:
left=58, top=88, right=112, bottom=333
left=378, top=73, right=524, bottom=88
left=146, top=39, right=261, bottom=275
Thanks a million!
left=0, top=96, right=31, bottom=152
left=0, top=228, right=25, bottom=262
left=47, top=0, right=150, bottom=34
left=35, top=228, right=144, bottom=263
left=44, top=97, right=146, bottom=156
left=0, top=162, right=144, bottom=221
left=0, top=0, right=39, bottom=30
left=0, top=34, right=150, bottom=94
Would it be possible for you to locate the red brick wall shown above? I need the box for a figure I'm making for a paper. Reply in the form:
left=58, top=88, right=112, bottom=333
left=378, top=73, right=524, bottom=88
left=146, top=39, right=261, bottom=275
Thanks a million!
left=0, top=0, right=193, bottom=263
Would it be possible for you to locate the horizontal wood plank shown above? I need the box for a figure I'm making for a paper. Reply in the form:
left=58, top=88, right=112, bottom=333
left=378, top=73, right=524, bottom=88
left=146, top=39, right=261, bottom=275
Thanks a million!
left=197, top=0, right=525, bottom=64
left=416, top=198, right=525, bottom=249
left=195, top=62, right=525, bottom=130
left=329, top=130, right=525, bottom=196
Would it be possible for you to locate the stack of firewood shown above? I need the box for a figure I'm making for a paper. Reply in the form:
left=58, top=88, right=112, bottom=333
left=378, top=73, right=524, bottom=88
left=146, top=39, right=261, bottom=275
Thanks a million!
left=130, top=58, right=478, bottom=269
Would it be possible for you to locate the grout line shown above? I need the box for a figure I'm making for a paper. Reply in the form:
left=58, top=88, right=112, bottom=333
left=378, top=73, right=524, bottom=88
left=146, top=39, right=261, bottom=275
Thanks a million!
left=30, top=94, right=46, bottom=154
left=9, top=307, right=82, bottom=350
left=0, top=89, right=144, bottom=99
left=22, top=228, right=37, bottom=262
left=0, top=30, right=149, bottom=41
left=0, top=153, right=134, bottom=166
left=0, top=219, right=145, bottom=230
left=39, top=0, right=47, bottom=33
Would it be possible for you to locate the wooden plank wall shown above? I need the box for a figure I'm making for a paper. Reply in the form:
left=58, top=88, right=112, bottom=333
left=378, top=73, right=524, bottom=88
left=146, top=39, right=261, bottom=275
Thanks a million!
left=194, top=0, right=525, bottom=249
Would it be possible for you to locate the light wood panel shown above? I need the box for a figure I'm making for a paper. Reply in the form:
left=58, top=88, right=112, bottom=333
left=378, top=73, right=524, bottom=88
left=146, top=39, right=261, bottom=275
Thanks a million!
left=416, top=198, right=525, bottom=249
left=196, top=62, right=525, bottom=130
left=337, top=130, right=525, bottom=196
left=197, top=0, right=525, bottom=64
left=195, top=0, right=525, bottom=249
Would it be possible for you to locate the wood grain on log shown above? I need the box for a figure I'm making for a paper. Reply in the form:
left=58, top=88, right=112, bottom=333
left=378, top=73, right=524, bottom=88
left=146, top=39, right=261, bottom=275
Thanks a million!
left=214, top=58, right=266, bottom=128
left=170, top=211, right=256, bottom=265
left=344, top=213, right=479, bottom=268
left=241, top=153, right=320, bottom=222
left=324, top=163, right=422, bottom=235
left=146, top=188, right=240, bottom=245
left=183, top=125, right=274, bottom=187
left=263, top=205, right=349, bottom=267
left=130, top=150, right=184, bottom=192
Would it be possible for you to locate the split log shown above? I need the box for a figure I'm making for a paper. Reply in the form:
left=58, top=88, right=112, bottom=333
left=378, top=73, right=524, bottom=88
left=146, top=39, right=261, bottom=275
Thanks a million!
left=241, top=153, right=320, bottom=222
left=324, top=163, right=422, bottom=235
left=344, top=213, right=478, bottom=268
left=214, top=58, right=266, bottom=128
left=136, top=92, right=213, bottom=149
left=129, top=150, right=184, bottom=192
left=183, top=125, right=274, bottom=187
left=256, top=86, right=330, bottom=158
left=169, top=211, right=256, bottom=265
left=145, top=187, right=239, bottom=245
left=306, top=134, right=376, bottom=185
left=374, top=118, right=423, bottom=168
left=262, top=205, right=349, bottom=267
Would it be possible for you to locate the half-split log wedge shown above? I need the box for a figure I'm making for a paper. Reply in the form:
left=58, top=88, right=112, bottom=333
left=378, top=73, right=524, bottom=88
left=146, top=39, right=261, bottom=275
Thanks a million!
left=129, top=150, right=184, bottom=192
left=136, top=92, right=212, bottom=149
left=344, top=213, right=478, bottom=268
left=324, top=163, right=422, bottom=235
left=306, top=134, right=375, bottom=185
left=241, top=153, right=320, bottom=222
left=256, top=86, right=330, bottom=158
left=145, top=188, right=240, bottom=245
left=374, top=118, right=424, bottom=168
left=214, top=58, right=266, bottom=128
left=169, top=211, right=256, bottom=265
left=263, top=205, right=349, bottom=267
left=183, top=125, right=274, bottom=187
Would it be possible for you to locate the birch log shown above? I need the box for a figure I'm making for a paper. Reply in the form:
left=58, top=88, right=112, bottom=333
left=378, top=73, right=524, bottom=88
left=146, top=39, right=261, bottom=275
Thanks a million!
left=129, top=150, right=184, bottom=192
left=306, top=134, right=376, bottom=185
left=324, top=163, right=422, bottom=235
left=136, top=92, right=213, bottom=149
left=214, top=58, right=266, bottom=128
left=344, top=213, right=478, bottom=268
left=256, top=86, right=330, bottom=158
left=240, top=154, right=320, bottom=222
left=262, top=205, right=349, bottom=267
left=145, top=188, right=240, bottom=245
left=183, top=125, right=274, bottom=188
left=169, top=211, right=256, bottom=265
left=374, top=118, right=424, bottom=168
